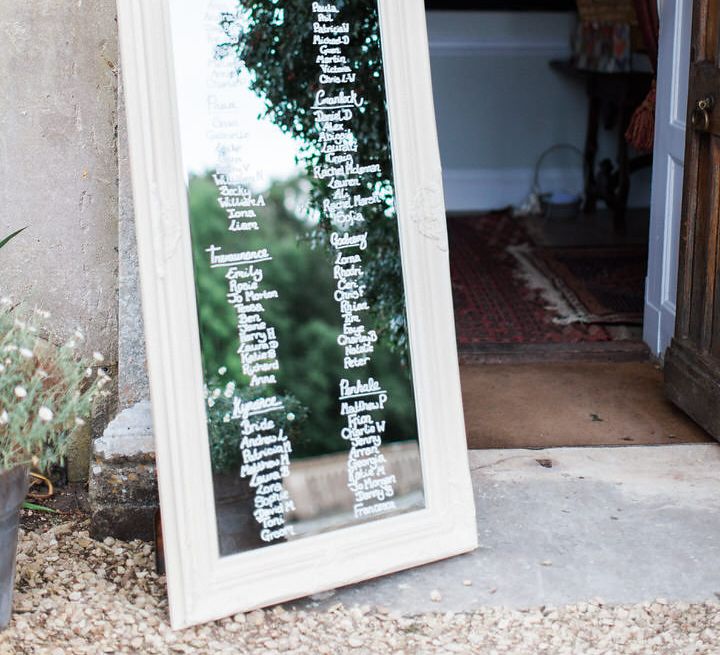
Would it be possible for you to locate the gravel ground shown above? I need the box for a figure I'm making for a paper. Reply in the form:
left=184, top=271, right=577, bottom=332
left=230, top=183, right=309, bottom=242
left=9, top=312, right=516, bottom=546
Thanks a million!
left=1, top=521, right=720, bottom=654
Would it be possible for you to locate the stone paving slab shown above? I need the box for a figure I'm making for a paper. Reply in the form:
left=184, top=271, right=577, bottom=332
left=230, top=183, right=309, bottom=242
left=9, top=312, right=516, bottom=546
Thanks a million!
left=298, top=444, right=720, bottom=614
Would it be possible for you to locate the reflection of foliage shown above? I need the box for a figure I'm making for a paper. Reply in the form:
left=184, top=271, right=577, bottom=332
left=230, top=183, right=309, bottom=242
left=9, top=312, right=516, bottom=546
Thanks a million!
left=189, top=174, right=417, bottom=458
left=217, top=1, right=408, bottom=352
left=205, top=378, right=307, bottom=473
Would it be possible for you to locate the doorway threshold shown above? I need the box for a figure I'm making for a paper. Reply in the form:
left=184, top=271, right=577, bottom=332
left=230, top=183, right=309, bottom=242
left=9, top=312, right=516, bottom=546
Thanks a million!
left=460, top=360, right=711, bottom=450
left=459, top=340, right=650, bottom=365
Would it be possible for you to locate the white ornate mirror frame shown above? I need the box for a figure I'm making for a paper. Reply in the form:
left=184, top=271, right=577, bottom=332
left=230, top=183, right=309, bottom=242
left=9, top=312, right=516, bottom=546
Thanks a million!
left=118, top=0, right=477, bottom=629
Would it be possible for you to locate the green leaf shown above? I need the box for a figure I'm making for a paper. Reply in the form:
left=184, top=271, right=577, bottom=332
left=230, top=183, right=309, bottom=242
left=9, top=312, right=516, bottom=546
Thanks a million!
left=0, top=227, right=27, bottom=251
left=22, top=501, right=58, bottom=513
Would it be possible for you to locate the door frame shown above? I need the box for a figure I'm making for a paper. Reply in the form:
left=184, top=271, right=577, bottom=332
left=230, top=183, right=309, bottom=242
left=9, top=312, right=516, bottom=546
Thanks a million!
left=644, top=0, right=693, bottom=357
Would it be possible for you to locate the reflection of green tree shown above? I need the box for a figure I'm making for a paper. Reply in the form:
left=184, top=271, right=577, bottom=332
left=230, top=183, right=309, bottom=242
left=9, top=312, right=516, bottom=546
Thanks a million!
left=217, top=1, right=408, bottom=352
left=205, top=382, right=308, bottom=473
left=189, top=174, right=417, bottom=458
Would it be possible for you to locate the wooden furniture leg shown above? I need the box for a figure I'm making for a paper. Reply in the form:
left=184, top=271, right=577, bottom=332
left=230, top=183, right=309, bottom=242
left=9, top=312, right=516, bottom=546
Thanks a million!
left=583, top=90, right=600, bottom=214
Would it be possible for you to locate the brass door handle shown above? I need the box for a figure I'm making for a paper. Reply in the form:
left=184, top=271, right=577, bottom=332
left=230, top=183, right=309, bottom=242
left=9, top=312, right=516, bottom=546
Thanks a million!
left=691, top=96, right=714, bottom=132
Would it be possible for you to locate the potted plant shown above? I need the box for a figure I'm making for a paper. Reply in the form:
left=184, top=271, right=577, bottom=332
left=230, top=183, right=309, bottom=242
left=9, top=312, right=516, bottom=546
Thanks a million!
left=0, top=297, right=108, bottom=630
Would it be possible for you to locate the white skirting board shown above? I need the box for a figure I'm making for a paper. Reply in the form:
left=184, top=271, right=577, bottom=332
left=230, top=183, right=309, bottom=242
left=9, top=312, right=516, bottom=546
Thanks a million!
left=442, top=167, right=652, bottom=213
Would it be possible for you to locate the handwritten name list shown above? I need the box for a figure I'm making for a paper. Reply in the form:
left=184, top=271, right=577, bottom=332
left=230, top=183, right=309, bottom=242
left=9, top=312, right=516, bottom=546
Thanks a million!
left=203, top=5, right=295, bottom=544
left=312, top=3, right=398, bottom=520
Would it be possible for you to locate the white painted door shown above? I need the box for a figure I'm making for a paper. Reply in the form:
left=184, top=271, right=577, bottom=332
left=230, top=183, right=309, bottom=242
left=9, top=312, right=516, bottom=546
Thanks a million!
left=644, top=0, right=692, bottom=356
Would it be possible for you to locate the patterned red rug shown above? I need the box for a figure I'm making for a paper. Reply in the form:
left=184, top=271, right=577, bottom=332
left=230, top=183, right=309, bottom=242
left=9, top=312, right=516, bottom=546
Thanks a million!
left=448, top=213, right=614, bottom=348
left=526, top=244, right=647, bottom=324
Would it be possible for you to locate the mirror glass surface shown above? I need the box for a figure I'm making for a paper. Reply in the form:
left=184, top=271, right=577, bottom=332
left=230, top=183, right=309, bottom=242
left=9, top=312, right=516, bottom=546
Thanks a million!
left=169, top=0, right=425, bottom=556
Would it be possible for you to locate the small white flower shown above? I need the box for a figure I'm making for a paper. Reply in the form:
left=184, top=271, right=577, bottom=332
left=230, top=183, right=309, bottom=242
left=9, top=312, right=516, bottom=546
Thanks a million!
left=207, top=398, right=215, bottom=408
left=75, top=417, right=86, bottom=427
left=218, top=366, right=227, bottom=376
left=287, top=412, right=296, bottom=422
left=93, top=352, right=104, bottom=362
left=0, top=410, right=8, bottom=425
left=14, top=386, right=27, bottom=399
left=36, top=369, right=49, bottom=379
left=223, top=414, right=231, bottom=424
left=212, top=388, right=221, bottom=399
left=66, top=340, right=76, bottom=349
left=85, top=367, right=93, bottom=378
left=38, top=406, right=54, bottom=422
left=19, top=348, right=33, bottom=359
left=223, top=381, right=236, bottom=399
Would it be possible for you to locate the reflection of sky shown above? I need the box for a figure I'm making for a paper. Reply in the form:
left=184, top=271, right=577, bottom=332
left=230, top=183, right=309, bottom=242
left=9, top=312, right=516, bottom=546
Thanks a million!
left=169, top=0, right=303, bottom=190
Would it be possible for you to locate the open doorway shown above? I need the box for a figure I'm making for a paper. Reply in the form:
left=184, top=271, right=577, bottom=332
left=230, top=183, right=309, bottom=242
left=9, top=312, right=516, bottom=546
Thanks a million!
left=425, top=1, right=714, bottom=449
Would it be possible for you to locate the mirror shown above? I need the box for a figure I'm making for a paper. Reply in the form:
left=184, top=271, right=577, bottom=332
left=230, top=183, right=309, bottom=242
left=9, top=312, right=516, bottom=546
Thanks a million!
left=170, top=0, right=424, bottom=556
left=119, top=0, right=476, bottom=628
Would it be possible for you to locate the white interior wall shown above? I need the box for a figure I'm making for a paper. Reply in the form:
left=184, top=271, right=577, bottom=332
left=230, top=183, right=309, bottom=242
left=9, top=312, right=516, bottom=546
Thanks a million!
left=426, top=11, right=652, bottom=213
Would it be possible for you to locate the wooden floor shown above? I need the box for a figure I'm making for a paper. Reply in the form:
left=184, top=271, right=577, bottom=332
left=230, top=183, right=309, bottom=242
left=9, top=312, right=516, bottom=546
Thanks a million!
left=461, top=360, right=714, bottom=449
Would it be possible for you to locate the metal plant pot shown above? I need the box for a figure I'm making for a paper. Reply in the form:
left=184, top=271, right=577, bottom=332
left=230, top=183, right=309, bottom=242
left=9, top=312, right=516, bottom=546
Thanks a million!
left=0, top=466, right=28, bottom=631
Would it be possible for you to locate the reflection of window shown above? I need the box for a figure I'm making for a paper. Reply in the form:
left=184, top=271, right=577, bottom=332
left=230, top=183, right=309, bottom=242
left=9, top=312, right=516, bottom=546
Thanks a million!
left=425, top=0, right=576, bottom=10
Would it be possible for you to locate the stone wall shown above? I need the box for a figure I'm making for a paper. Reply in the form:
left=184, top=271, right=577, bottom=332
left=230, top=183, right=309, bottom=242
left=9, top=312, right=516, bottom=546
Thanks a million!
left=89, top=71, right=158, bottom=540
left=0, top=0, right=119, bottom=361
left=0, top=1, right=122, bottom=482
left=117, top=73, right=150, bottom=411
